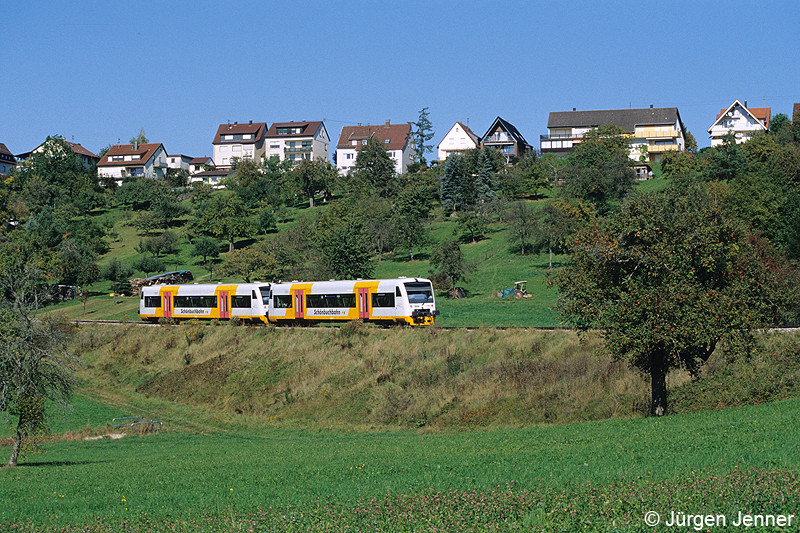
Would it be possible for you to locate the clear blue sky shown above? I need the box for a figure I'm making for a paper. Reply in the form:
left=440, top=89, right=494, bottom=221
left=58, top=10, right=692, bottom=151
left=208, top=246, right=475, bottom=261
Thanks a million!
left=4, top=0, right=799, bottom=159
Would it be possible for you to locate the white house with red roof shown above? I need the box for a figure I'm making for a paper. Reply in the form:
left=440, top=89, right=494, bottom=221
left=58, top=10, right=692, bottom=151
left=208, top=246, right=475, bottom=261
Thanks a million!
left=265, top=121, right=329, bottom=164
left=189, top=157, right=213, bottom=174
left=708, top=100, right=770, bottom=146
left=97, top=142, right=168, bottom=183
left=336, top=121, right=416, bottom=175
left=212, top=121, right=267, bottom=169
left=436, top=121, right=480, bottom=161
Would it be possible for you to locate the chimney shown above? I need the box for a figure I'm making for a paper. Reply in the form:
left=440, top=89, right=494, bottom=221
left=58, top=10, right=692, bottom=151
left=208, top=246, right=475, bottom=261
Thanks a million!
left=650, top=104, right=653, bottom=108
left=385, top=120, right=391, bottom=126
left=572, top=108, right=576, bottom=111
left=249, top=120, right=252, bottom=125
left=744, top=100, right=748, bottom=108
left=134, top=140, right=138, bottom=150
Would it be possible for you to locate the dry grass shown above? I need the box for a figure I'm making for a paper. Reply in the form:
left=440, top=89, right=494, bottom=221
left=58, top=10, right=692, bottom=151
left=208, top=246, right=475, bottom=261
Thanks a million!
left=72, top=323, right=655, bottom=430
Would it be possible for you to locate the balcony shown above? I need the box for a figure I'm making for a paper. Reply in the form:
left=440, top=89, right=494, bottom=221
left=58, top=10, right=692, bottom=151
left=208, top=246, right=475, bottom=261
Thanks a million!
left=285, top=146, right=313, bottom=153
left=647, top=143, right=679, bottom=153
left=636, top=127, right=680, bottom=139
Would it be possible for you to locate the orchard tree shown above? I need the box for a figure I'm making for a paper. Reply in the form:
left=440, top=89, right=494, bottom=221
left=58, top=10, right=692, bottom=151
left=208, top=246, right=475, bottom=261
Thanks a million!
left=350, top=136, right=396, bottom=196
left=554, top=188, right=784, bottom=416
left=290, top=159, right=337, bottom=207
left=191, top=236, right=222, bottom=278
left=218, top=245, right=279, bottom=283
left=194, top=193, right=255, bottom=252
left=0, top=259, right=79, bottom=467
left=531, top=199, right=594, bottom=268
left=429, top=238, right=470, bottom=294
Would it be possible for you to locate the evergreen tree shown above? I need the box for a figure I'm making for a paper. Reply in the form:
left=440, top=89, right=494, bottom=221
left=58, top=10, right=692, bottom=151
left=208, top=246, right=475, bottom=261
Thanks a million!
left=411, top=107, right=434, bottom=166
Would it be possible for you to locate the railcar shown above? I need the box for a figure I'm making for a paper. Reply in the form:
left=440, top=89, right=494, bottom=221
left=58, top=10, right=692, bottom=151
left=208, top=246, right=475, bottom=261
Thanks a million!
left=268, top=277, right=438, bottom=326
left=139, top=282, right=271, bottom=324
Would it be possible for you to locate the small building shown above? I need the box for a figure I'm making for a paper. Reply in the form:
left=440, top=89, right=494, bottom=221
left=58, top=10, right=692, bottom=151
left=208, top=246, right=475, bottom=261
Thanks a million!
left=212, top=121, right=267, bottom=169
left=165, top=154, right=193, bottom=172
left=265, top=121, right=330, bottom=164
left=480, top=117, right=533, bottom=161
left=436, top=121, right=480, bottom=162
left=707, top=100, right=770, bottom=146
left=97, top=142, right=169, bottom=183
left=189, top=157, right=213, bottom=174
left=0, top=143, right=17, bottom=176
left=336, top=121, right=416, bottom=175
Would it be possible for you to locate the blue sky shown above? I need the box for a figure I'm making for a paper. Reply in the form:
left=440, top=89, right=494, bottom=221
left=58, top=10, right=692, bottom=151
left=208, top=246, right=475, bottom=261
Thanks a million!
left=4, top=0, right=799, bottom=160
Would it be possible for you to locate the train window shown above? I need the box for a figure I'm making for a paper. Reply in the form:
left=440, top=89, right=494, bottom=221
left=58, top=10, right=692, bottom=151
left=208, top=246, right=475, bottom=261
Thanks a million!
left=144, top=296, right=160, bottom=308
left=404, top=282, right=433, bottom=304
left=306, top=294, right=356, bottom=308
left=174, top=295, right=217, bottom=308
left=231, top=295, right=252, bottom=308
left=273, top=295, right=292, bottom=309
left=259, top=286, right=271, bottom=305
left=371, top=293, right=395, bottom=308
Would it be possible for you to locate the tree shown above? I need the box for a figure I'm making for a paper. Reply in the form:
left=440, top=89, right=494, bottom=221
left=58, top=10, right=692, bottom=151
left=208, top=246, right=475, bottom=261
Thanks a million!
left=507, top=201, right=537, bottom=255
left=473, top=148, right=498, bottom=204
left=554, top=188, right=784, bottom=416
left=429, top=238, right=470, bottom=294
left=102, top=258, right=133, bottom=295
left=218, top=245, right=279, bottom=283
left=194, top=193, right=255, bottom=252
left=531, top=199, right=594, bottom=268
left=129, top=128, right=149, bottom=146
left=440, top=153, right=468, bottom=213
left=0, top=259, right=79, bottom=467
left=190, top=236, right=221, bottom=278
left=560, top=124, right=636, bottom=211
left=289, top=159, right=336, bottom=208
left=350, top=136, right=396, bottom=196
left=131, top=255, right=165, bottom=277
left=392, top=181, right=433, bottom=261
left=410, top=107, right=434, bottom=166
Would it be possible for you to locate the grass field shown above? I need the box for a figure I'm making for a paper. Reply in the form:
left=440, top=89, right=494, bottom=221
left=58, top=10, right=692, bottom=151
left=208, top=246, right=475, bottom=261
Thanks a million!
left=2, top=397, right=799, bottom=531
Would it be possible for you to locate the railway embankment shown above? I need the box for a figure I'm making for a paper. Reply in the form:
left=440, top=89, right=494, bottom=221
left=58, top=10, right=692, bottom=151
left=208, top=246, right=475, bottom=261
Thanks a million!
left=71, top=323, right=800, bottom=430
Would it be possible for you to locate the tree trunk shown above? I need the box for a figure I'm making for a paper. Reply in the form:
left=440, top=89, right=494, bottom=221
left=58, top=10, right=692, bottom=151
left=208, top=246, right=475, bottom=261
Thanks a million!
left=650, top=350, right=668, bottom=416
left=548, top=247, right=553, bottom=269
left=8, top=423, right=23, bottom=468
left=228, top=240, right=235, bottom=253
left=309, top=196, right=315, bottom=208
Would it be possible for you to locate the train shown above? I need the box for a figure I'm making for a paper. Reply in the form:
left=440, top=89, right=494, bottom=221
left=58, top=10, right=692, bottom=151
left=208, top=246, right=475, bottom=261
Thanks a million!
left=139, top=277, right=438, bottom=326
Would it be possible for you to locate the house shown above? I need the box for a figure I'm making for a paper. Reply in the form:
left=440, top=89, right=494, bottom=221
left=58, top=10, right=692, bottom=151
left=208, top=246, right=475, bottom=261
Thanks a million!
left=265, top=121, right=329, bottom=164
left=480, top=117, right=533, bottom=161
left=707, top=100, right=770, bottom=146
left=336, top=121, right=416, bottom=175
left=212, top=121, right=267, bottom=169
left=189, top=157, right=213, bottom=175
left=97, top=142, right=168, bottom=183
left=165, top=154, right=193, bottom=172
left=436, top=121, right=480, bottom=162
left=189, top=168, right=231, bottom=189
left=16, top=139, right=100, bottom=170
left=542, top=106, right=687, bottom=173
left=0, top=143, right=16, bottom=176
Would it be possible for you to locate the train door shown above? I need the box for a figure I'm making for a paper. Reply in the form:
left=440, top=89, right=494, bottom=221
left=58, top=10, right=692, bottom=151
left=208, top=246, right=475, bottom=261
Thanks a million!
left=358, top=288, right=370, bottom=319
left=219, top=291, right=229, bottom=319
left=162, top=292, right=172, bottom=318
left=293, top=289, right=304, bottom=319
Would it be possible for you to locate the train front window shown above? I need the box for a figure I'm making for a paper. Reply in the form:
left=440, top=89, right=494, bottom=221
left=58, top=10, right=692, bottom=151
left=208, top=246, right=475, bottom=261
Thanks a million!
left=404, top=282, right=433, bottom=304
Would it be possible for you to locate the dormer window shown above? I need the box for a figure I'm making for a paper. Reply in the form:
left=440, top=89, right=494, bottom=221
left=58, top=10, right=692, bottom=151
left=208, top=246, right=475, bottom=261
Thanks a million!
left=384, top=139, right=390, bottom=144
left=277, top=128, right=288, bottom=135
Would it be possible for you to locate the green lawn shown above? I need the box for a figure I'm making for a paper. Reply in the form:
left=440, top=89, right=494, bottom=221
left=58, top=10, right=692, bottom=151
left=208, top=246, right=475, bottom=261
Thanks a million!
left=3, top=397, right=799, bottom=531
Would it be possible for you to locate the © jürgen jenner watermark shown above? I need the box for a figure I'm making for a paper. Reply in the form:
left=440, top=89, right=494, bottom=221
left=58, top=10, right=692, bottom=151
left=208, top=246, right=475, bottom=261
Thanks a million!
left=644, top=510, right=796, bottom=530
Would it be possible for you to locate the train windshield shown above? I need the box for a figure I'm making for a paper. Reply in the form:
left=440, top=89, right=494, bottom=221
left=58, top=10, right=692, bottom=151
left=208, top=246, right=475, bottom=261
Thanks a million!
left=404, top=282, right=434, bottom=304
left=258, top=286, right=271, bottom=306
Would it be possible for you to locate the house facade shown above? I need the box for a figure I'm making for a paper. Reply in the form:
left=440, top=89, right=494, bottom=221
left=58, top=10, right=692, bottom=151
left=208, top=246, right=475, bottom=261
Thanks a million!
left=212, top=121, right=267, bottom=169
left=707, top=100, right=770, bottom=146
left=0, top=143, right=17, bottom=176
left=16, top=139, right=100, bottom=170
left=480, top=117, right=532, bottom=161
left=166, top=154, right=193, bottom=172
left=436, top=121, right=480, bottom=161
left=265, top=121, right=329, bottom=164
left=541, top=107, right=686, bottom=168
left=97, top=142, right=168, bottom=182
left=336, top=121, right=416, bottom=175
left=189, top=157, right=213, bottom=174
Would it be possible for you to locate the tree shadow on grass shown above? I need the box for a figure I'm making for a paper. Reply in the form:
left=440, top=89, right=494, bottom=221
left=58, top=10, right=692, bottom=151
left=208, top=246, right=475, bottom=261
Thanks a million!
left=17, top=460, right=111, bottom=468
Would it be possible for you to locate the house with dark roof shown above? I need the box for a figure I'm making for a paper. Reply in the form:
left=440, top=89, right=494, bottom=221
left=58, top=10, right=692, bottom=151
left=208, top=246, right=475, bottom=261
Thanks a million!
left=212, top=121, right=267, bottom=169
left=265, top=121, right=329, bottom=164
left=437, top=121, right=480, bottom=161
left=708, top=100, right=770, bottom=146
left=0, top=143, right=17, bottom=176
left=336, top=121, right=416, bottom=175
left=16, top=139, right=100, bottom=170
left=479, top=117, right=532, bottom=161
left=542, top=106, right=687, bottom=171
left=97, top=142, right=168, bottom=183
left=189, top=157, right=214, bottom=175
